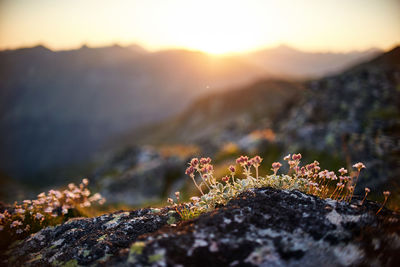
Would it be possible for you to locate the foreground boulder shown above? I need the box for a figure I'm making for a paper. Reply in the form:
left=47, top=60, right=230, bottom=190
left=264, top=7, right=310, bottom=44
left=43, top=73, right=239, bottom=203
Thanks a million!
left=2, top=188, right=400, bottom=266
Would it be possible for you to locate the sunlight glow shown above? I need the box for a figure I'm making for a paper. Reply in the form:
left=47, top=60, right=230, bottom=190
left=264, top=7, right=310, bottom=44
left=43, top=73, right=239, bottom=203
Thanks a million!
left=0, top=0, right=399, bottom=53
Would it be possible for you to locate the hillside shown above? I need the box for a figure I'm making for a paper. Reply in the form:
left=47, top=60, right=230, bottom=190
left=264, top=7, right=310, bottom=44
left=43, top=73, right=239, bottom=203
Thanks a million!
left=280, top=46, right=400, bottom=190
left=123, top=79, right=304, bottom=147
left=0, top=45, right=263, bottom=184
left=121, top=46, right=400, bottom=193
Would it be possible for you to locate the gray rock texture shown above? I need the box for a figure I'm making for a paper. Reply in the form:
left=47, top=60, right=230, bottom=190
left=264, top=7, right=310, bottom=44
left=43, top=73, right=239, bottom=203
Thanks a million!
left=2, top=187, right=399, bottom=266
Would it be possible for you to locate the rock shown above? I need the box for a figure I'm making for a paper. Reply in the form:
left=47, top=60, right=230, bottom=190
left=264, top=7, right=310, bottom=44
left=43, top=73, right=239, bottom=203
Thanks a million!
left=2, top=187, right=399, bottom=266
left=1, top=207, right=178, bottom=266
left=92, top=146, right=187, bottom=206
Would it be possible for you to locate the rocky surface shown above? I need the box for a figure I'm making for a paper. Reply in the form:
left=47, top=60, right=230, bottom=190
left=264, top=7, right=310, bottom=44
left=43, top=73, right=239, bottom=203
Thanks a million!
left=280, top=46, right=400, bottom=191
left=2, top=187, right=399, bottom=266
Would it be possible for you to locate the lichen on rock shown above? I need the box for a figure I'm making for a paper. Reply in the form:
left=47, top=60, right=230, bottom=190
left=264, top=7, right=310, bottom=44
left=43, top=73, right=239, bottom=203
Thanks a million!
left=2, top=188, right=399, bottom=266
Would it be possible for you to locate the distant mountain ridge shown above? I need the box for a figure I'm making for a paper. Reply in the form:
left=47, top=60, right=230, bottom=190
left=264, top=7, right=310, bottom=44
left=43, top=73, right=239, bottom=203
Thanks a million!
left=246, top=44, right=381, bottom=78
left=0, top=43, right=383, bottom=184
left=0, top=44, right=263, bottom=183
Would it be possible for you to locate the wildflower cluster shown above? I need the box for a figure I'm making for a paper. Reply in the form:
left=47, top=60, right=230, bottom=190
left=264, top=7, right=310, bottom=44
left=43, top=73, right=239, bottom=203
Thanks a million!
left=171, top=154, right=390, bottom=220
left=0, top=179, right=105, bottom=239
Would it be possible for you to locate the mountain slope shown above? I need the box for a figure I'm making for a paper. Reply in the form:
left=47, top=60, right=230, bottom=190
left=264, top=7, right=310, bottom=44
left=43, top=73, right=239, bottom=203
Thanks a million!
left=122, top=79, right=304, bottom=147
left=280, top=46, right=400, bottom=189
left=123, top=46, right=400, bottom=191
left=0, top=45, right=264, bottom=183
left=246, top=44, right=381, bottom=78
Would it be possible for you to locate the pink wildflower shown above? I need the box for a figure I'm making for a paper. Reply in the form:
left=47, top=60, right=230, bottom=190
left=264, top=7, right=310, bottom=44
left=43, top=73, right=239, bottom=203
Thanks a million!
left=228, top=165, right=236, bottom=173
left=190, top=158, right=199, bottom=167
left=222, top=176, right=229, bottom=182
left=272, top=162, right=282, bottom=175
left=352, top=162, right=366, bottom=171
left=338, top=168, right=347, bottom=175
left=292, top=153, right=302, bottom=160
left=185, top=166, right=194, bottom=176
left=200, top=157, right=211, bottom=165
left=81, top=178, right=89, bottom=186
left=10, top=220, right=22, bottom=228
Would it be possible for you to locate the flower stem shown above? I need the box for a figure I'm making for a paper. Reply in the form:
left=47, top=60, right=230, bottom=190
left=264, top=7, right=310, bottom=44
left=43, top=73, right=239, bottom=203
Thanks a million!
left=376, top=197, right=388, bottom=215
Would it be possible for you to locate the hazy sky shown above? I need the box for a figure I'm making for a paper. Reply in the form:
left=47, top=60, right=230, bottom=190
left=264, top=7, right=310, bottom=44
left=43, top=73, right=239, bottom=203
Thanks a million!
left=0, top=0, right=399, bottom=54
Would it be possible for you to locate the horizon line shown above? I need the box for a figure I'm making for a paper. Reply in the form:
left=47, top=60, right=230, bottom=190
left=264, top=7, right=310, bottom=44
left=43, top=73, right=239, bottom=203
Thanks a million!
left=1, top=42, right=394, bottom=56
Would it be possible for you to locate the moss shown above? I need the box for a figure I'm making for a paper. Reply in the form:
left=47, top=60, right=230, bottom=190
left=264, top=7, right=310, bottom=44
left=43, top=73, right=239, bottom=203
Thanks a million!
left=97, top=234, right=107, bottom=241
left=150, top=208, right=161, bottom=213
left=148, top=253, right=164, bottom=263
left=167, top=214, right=177, bottom=225
left=130, top=241, right=146, bottom=255
left=104, top=212, right=129, bottom=227
left=127, top=241, right=146, bottom=264
left=83, top=250, right=90, bottom=257
left=62, top=259, right=79, bottom=267
left=51, top=260, right=61, bottom=266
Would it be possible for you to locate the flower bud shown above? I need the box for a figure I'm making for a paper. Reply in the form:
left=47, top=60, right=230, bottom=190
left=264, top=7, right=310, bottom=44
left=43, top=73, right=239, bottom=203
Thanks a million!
left=228, top=165, right=236, bottom=173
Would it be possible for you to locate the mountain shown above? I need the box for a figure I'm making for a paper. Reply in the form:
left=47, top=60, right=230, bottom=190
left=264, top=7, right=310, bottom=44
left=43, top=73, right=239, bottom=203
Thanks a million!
left=0, top=45, right=264, bottom=184
left=246, top=44, right=381, bottom=78
left=122, top=79, right=304, bottom=148
left=0, top=43, right=384, bottom=186
left=123, top=46, right=399, bottom=191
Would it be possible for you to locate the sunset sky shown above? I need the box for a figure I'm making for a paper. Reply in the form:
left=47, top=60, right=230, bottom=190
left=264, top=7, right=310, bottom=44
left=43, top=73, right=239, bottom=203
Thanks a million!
left=0, top=0, right=399, bottom=54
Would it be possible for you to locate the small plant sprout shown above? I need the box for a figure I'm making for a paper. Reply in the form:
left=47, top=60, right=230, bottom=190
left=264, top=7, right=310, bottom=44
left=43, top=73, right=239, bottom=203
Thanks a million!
left=168, top=191, right=201, bottom=220
left=376, top=191, right=391, bottom=215
left=361, top=187, right=370, bottom=205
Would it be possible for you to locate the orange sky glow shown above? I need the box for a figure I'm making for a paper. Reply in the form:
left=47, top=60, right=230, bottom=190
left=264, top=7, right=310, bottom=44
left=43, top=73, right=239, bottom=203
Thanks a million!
left=0, top=0, right=399, bottom=54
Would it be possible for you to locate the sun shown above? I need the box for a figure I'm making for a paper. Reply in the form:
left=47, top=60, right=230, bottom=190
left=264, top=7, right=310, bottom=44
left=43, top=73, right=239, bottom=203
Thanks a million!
left=158, top=0, right=275, bottom=55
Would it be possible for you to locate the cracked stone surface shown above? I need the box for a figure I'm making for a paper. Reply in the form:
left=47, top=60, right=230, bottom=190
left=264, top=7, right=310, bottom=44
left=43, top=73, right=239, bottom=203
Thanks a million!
left=2, top=187, right=399, bottom=266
